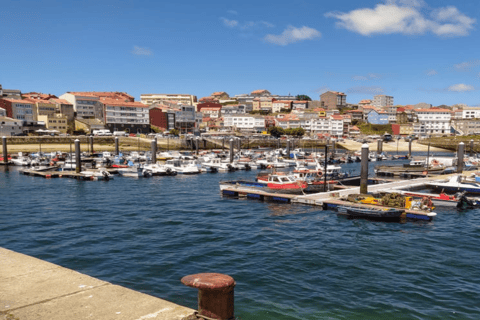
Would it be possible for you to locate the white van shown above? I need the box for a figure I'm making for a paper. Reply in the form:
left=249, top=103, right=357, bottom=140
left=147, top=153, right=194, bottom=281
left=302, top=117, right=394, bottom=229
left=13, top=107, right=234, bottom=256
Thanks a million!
left=113, top=131, right=128, bottom=137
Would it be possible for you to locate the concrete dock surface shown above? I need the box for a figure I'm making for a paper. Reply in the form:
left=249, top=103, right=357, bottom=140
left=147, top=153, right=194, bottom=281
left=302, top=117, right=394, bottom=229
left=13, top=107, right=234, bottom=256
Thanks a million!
left=0, top=247, right=194, bottom=320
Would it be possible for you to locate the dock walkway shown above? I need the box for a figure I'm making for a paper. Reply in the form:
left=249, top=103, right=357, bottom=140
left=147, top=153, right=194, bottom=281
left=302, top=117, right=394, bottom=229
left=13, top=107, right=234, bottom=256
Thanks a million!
left=0, top=247, right=194, bottom=320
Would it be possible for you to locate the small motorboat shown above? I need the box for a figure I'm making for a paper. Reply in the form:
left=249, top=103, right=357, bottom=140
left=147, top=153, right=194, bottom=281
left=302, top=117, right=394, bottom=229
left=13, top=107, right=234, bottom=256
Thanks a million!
left=425, top=175, right=480, bottom=194
left=265, top=173, right=307, bottom=192
left=337, top=206, right=405, bottom=220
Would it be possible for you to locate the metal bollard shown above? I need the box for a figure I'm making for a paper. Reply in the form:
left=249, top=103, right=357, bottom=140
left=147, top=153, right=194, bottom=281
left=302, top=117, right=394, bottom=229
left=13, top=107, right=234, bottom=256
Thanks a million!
left=151, top=140, right=157, bottom=163
left=458, top=142, right=465, bottom=173
left=181, top=273, right=235, bottom=320
left=75, top=139, right=81, bottom=173
left=360, top=143, right=369, bottom=194
left=115, top=137, right=119, bottom=155
left=2, top=136, right=7, bottom=165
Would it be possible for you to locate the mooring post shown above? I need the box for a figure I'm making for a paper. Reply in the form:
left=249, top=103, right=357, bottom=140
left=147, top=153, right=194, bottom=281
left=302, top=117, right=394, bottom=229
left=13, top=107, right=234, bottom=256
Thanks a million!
left=408, top=138, right=412, bottom=158
left=75, top=139, right=81, bottom=173
left=203, top=138, right=207, bottom=149
left=286, top=140, right=290, bottom=159
left=115, top=137, right=119, bottom=155
left=458, top=142, right=465, bottom=173
left=181, top=273, right=235, bottom=320
left=151, top=140, right=157, bottom=164
left=222, top=137, right=225, bottom=151
left=229, top=139, right=234, bottom=163
left=377, top=139, right=383, bottom=154
left=90, top=136, right=94, bottom=154
left=470, top=139, right=474, bottom=157
left=195, top=137, right=199, bottom=155
left=360, top=143, right=369, bottom=194
left=2, top=136, right=7, bottom=165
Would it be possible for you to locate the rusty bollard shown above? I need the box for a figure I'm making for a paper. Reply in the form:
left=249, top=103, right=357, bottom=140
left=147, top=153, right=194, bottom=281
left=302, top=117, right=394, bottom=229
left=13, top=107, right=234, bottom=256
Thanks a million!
left=181, top=273, right=235, bottom=320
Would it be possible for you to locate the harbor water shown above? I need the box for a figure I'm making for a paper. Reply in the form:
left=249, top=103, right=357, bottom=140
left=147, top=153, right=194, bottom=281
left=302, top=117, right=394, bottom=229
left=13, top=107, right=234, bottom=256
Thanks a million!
left=1, top=158, right=479, bottom=319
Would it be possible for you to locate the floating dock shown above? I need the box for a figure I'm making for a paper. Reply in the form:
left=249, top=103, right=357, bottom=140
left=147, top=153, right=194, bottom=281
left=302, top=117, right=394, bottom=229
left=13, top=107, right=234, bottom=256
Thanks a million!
left=19, top=168, right=117, bottom=180
left=221, top=174, right=460, bottom=221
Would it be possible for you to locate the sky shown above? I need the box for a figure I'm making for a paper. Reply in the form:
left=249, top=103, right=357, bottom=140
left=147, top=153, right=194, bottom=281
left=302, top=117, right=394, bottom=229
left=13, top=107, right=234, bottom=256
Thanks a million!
left=0, top=0, right=479, bottom=106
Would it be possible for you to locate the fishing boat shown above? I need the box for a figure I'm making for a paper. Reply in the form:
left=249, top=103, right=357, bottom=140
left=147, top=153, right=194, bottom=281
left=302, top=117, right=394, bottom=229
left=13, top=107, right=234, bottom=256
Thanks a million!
left=117, top=166, right=152, bottom=178
left=143, top=163, right=177, bottom=176
left=164, top=159, right=201, bottom=174
left=265, top=173, right=307, bottom=192
left=400, top=190, right=480, bottom=208
left=337, top=206, right=405, bottom=220
left=425, top=175, right=480, bottom=194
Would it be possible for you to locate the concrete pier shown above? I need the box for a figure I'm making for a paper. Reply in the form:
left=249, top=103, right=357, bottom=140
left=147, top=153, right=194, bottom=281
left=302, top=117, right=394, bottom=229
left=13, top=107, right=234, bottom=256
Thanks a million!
left=0, top=247, right=194, bottom=320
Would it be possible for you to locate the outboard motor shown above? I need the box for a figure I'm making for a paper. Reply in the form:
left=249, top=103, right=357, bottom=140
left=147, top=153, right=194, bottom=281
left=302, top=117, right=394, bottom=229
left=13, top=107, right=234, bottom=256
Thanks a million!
left=456, top=192, right=476, bottom=210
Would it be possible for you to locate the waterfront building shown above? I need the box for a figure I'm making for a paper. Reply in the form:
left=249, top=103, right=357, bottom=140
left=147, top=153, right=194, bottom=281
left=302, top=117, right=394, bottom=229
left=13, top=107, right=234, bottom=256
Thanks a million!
left=140, top=93, right=197, bottom=106
left=224, top=115, right=265, bottom=132
left=173, top=105, right=203, bottom=133
left=0, top=99, right=35, bottom=123
left=373, top=95, right=394, bottom=107
left=102, top=99, right=150, bottom=133
left=49, top=98, right=75, bottom=122
left=0, top=116, right=23, bottom=136
left=451, top=119, right=480, bottom=135
left=320, top=91, right=347, bottom=110
left=59, top=93, right=103, bottom=120
left=0, top=107, right=5, bottom=117
left=37, top=114, right=68, bottom=133
left=414, top=108, right=451, bottom=135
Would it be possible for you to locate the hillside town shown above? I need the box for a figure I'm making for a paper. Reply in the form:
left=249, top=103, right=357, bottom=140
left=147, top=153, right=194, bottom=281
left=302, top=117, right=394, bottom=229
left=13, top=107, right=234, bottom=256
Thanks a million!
left=0, top=83, right=478, bottom=138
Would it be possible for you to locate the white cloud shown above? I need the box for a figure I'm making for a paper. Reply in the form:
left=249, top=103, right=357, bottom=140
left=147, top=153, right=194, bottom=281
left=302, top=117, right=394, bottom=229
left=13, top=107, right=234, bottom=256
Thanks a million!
left=220, top=17, right=238, bottom=27
left=426, top=69, right=438, bottom=76
left=227, top=10, right=237, bottom=15
left=264, top=26, right=321, bottom=46
left=325, top=2, right=475, bottom=37
left=132, top=46, right=152, bottom=56
left=347, top=86, right=384, bottom=94
left=314, top=86, right=330, bottom=94
left=352, top=75, right=368, bottom=81
left=448, top=84, right=475, bottom=92
left=454, top=60, right=480, bottom=71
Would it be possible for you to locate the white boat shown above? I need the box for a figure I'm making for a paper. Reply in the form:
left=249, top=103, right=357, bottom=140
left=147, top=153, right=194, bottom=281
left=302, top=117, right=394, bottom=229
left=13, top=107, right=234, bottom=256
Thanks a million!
left=164, top=159, right=201, bottom=174
left=11, top=156, right=31, bottom=166
left=80, top=169, right=114, bottom=180
left=425, top=175, right=480, bottom=194
left=202, top=158, right=234, bottom=172
left=143, top=163, right=177, bottom=176
left=117, top=165, right=152, bottom=178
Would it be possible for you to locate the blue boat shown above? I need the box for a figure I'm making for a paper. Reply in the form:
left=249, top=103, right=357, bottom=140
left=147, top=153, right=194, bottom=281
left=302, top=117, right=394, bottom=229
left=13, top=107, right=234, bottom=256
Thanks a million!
left=337, top=206, right=405, bottom=220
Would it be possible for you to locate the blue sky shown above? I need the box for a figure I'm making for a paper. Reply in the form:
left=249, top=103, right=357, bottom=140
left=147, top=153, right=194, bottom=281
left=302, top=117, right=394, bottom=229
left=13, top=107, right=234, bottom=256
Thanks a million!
left=0, top=0, right=479, bottom=106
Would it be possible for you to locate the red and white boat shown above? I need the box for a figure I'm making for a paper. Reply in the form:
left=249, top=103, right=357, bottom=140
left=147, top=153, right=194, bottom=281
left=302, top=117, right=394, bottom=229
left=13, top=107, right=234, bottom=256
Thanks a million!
left=265, top=173, right=308, bottom=191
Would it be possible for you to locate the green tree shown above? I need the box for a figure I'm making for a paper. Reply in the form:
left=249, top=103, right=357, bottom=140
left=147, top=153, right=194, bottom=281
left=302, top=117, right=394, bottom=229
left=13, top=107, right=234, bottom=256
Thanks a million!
left=268, top=126, right=285, bottom=138
left=296, top=94, right=312, bottom=101
left=169, top=129, right=180, bottom=136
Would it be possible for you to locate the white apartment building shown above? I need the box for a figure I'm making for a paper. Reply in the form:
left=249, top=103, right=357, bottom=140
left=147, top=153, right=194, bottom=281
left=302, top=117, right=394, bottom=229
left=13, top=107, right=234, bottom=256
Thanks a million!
left=224, top=115, right=265, bottom=132
left=414, top=108, right=451, bottom=135
left=59, top=93, right=103, bottom=120
left=0, top=116, right=23, bottom=136
left=462, top=108, right=480, bottom=119
left=103, top=100, right=150, bottom=133
left=373, top=95, right=394, bottom=107
left=0, top=107, right=6, bottom=117
left=140, top=93, right=197, bottom=106
left=277, top=115, right=344, bottom=137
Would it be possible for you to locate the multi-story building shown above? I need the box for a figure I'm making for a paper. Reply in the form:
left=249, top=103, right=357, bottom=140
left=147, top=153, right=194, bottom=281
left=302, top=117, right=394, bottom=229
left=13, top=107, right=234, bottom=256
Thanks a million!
left=320, top=91, right=347, bottom=110
left=345, top=110, right=364, bottom=121
left=223, top=115, right=265, bottom=132
left=1, top=88, right=22, bottom=100
left=0, top=99, right=35, bottom=123
left=140, top=93, right=197, bottom=106
left=292, top=100, right=308, bottom=110
left=272, top=100, right=292, bottom=113
left=50, top=98, right=75, bottom=122
left=252, top=97, right=274, bottom=112
left=358, top=99, right=372, bottom=107
left=0, top=116, right=23, bottom=136
left=462, top=108, right=480, bottom=119
left=200, top=107, right=221, bottom=119
left=221, top=104, right=250, bottom=115
left=175, top=105, right=203, bottom=133
left=414, top=108, right=451, bottom=135
left=37, top=114, right=68, bottom=133
left=0, top=107, right=6, bottom=117
left=103, top=99, right=150, bottom=133
left=386, top=105, right=397, bottom=123
left=59, top=93, right=103, bottom=120
left=197, top=102, right=222, bottom=112
left=451, top=119, right=480, bottom=135
left=373, top=95, right=394, bottom=107
left=149, top=104, right=180, bottom=131
left=26, top=99, right=57, bottom=121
